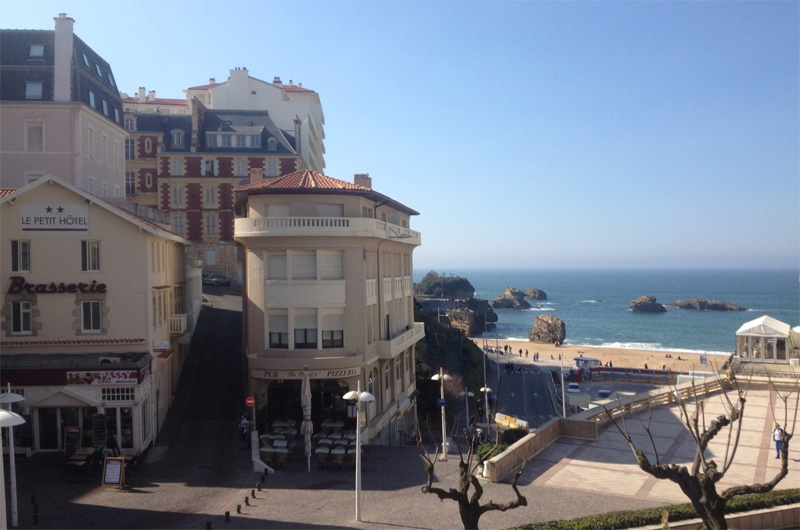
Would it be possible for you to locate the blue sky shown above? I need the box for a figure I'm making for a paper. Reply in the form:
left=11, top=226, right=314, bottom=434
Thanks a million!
left=3, top=1, right=798, bottom=269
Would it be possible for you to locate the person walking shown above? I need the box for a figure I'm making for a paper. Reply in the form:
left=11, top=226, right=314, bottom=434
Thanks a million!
left=773, top=423, right=784, bottom=459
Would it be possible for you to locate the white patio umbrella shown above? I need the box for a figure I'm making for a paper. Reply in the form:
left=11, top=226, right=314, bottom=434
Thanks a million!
left=300, top=365, right=313, bottom=472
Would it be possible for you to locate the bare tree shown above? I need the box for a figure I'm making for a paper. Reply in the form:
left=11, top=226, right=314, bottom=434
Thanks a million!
left=418, top=428, right=527, bottom=530
left=606, top=374, right=798, bottom=530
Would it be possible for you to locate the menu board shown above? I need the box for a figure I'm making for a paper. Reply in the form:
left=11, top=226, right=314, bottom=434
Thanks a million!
left=102, top=457, right=125, bottom=487
left=92, top=413, right=106, bottom=450
left=64, top=426, right=81, bottom=453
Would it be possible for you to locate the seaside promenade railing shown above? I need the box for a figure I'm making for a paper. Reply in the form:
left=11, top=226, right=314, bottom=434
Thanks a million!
left=485, top=375, right=728, bottom=483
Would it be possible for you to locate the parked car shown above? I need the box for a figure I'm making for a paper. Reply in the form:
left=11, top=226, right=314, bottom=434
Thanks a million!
left=203, top=274, right=230, bottom=286
left=594, top=389, right=612, bottom=400
left=566, top=382, right=581, bottom=393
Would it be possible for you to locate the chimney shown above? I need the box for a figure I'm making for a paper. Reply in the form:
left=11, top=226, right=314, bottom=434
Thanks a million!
left=138, top=87, right=145, bottom=103
left=273, top=76, right=282, bottom=86
left=249, top=167, right=264, bottom=185
left=53, top=13, right=75, bottom=102
left=209, top=77, right=215, bottom=85
left=294, top=114, right=303, bottom=156
left=354, top=173, right=372, bottom=189
left=148, top=90, right=156, bottom=101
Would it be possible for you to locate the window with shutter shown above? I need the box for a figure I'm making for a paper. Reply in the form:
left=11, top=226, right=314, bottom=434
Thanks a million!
left=292, top=250, right=316, bottom=280
left=319, top=250, right=343, bottom=280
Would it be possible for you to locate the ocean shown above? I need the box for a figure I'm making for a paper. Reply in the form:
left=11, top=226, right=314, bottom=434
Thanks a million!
left=413, top=268, right=799, bottom=356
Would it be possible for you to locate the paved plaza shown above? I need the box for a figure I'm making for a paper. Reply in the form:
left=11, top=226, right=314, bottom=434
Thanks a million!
left=9, top=385, right=798, bottom=530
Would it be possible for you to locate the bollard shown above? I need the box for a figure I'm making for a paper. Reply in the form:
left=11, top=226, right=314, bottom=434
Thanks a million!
left=251, top=489, right=256, bottom=499
left=256, top=482, right=262, bottom=492
left=244, top=496, right=249, bottom=506
left=261, top=472, right=266, bottom=483
left=236, top=505, right=241, bottom=514
left=225, top=511, right=231, bottom=523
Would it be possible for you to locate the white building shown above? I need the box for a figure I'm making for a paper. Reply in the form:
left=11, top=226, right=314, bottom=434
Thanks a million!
left=185, top=68, right=325, bottom=173
left=0, top=176, right=202, bottom=454
left=234, top=170, right=423, bottom=445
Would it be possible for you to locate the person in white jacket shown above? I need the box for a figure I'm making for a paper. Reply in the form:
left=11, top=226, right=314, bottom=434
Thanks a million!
left=773, top=423, right=784, bottom=459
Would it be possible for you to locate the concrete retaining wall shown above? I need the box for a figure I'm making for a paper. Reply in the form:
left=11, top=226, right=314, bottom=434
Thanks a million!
left=634, top=504, right=800, bottom=530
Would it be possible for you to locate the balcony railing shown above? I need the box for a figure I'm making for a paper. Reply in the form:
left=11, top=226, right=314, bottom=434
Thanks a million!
left=169, top=314, right=187, bottom=335
left=235, top=217, right=421, bottom=245
left=376, top=322, right=425, bottom=360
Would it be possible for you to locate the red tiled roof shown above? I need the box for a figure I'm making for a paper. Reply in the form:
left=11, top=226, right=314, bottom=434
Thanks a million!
left=238, top=170, right=370, bottom=191
left=121, top=97, right=188, bottom=106
left=0, top=189, right=16, bottom=198
left=281, top=84, right=314, bottom=92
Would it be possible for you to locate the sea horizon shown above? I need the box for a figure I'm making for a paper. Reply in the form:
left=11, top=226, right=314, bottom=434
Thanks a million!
left=413, top=267, right=799, bottom=356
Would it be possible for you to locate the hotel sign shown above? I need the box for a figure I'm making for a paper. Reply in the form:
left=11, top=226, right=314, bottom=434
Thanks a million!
left=21, top=204, right=89, bottom=233
left=261, top=367, right=360, bottom=380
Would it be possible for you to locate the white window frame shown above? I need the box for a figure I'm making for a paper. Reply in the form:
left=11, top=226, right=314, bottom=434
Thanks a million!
left=81, top=240, right=101, bottom=272
left=172, top=215, right=185, bottom=236
left=11, top=240, right=31, bottom=272
left=81, top=300, right=102, bottom=333
left=204, top=186, right=216, bottom=206
left=267, top=160, right=278, bottom=177
left=26, top=120, right=43, bottom=152
left=204, top=214, right=217, bottom=236
left=171, top=158, right=184, bottom=176
left=171, top=185, right=185, bottom=206
left=11, top=301, right=32, bottom=335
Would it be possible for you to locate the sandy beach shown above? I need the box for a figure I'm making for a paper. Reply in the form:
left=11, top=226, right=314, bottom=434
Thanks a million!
left=468, top=337, right=731, bottom=373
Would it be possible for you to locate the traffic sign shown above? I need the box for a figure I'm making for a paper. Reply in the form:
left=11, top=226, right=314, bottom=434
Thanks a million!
left=437, top=398, right=447, bottom=407
left=245, top=396, right=255, bottom=407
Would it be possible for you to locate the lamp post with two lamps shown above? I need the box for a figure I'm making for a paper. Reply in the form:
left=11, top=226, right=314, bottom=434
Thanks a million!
left=431, top=367, right=452, bottom=461
left=1, top=388, right=26, bottom=528
left=342, top=381, right=375, bottom=522
left=459, top=390, right=474, bottom=433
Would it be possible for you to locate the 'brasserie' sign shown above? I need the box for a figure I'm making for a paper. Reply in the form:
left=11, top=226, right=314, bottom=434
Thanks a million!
left=21, top=204, right=89, bottom=233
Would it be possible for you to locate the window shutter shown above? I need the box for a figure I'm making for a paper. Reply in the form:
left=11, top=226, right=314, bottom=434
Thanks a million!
left=319, top=250, right=343, bottom=280
left=267, top=252, right=287, bottom=279
left=292, top=251, right=316, bottom=280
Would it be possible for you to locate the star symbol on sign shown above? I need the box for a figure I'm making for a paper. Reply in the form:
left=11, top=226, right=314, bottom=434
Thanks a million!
left=45, top=206, right=52, bottom=213
left=57, top=207, right=64, bottom=213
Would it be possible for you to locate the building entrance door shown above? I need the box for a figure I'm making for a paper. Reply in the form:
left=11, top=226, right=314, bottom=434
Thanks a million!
left=38, top=407, right=59, bottom=449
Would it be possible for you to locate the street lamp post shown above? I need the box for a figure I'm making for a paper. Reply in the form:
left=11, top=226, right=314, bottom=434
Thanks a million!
left=459, top=390, right=474, bottom=433
left=343, top=380, right=375, bottom=522
left=431, top=367, right=452, bottom=461
left=1, top=387, right=25, bottom=528
left=560, top=355, right=566, bottom=417
left=479, top=386, right=492, bottom=433
left=0, top=408, right=25, bottom=528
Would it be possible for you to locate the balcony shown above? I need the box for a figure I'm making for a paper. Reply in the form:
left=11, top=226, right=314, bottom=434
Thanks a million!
left=376, top=322, right=425, bottom=360
left=169, top=314, right=187, bottom=335
left=235, top=217, right=421, bottom=246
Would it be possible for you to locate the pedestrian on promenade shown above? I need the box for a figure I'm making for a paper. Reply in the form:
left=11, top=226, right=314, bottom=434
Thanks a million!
left=774, top=423, right=784, bottom=458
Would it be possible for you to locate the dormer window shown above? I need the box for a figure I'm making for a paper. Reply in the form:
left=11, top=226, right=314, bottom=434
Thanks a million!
left=95, top=64, right=102, bottom=77
left=82, top=52, right=90, bottom=67
left=29, top=44, right=44, bottom=57
left=267, top=138, right=277, bottom=151
left=25, top=81, right=43, bottom=100
left=125, top=118, right=135, bottom=131
left=171, top=130, right=185, bottom=147
left=88, top=90, right=96, bottom=108
left=107, top=72, right=115, bottom=87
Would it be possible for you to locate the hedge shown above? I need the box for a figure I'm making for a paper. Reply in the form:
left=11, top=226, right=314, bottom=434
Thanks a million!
left=510, top=488, right=799, bottom=530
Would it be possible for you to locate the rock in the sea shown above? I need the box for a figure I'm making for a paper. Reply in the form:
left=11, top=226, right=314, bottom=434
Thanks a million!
left=523, top=288, right=548, bottom=300
left=491, top=287, right=532, bottom=309
left=528, top=314, right=566, bottom=343
left=667, top=298, right=748, bottom=311
left=630, top=295, right=666, bottom=313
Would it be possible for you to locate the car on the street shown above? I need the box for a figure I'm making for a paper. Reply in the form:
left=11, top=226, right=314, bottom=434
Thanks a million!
left=594, top=389, right=612, bottom=400
left=566, top=382, right=581, bottom=393
left=202, top=274, right=230, bottom=286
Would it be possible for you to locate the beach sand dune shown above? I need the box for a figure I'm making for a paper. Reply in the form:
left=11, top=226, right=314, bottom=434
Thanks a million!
left=469, top=337, right=730, bottom=373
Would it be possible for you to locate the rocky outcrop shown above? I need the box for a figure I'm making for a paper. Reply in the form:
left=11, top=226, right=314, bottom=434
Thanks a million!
left=667, top=298, right=748, bottom=311
left=528, top=315, right=566, bottom=344
left=491, top=287, right=531, bottom=309
left=523, top=288, right=548, bottom=300
left=630, top=295, right=666, bottom=313
left=444, top=299, right=498, bottom=337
